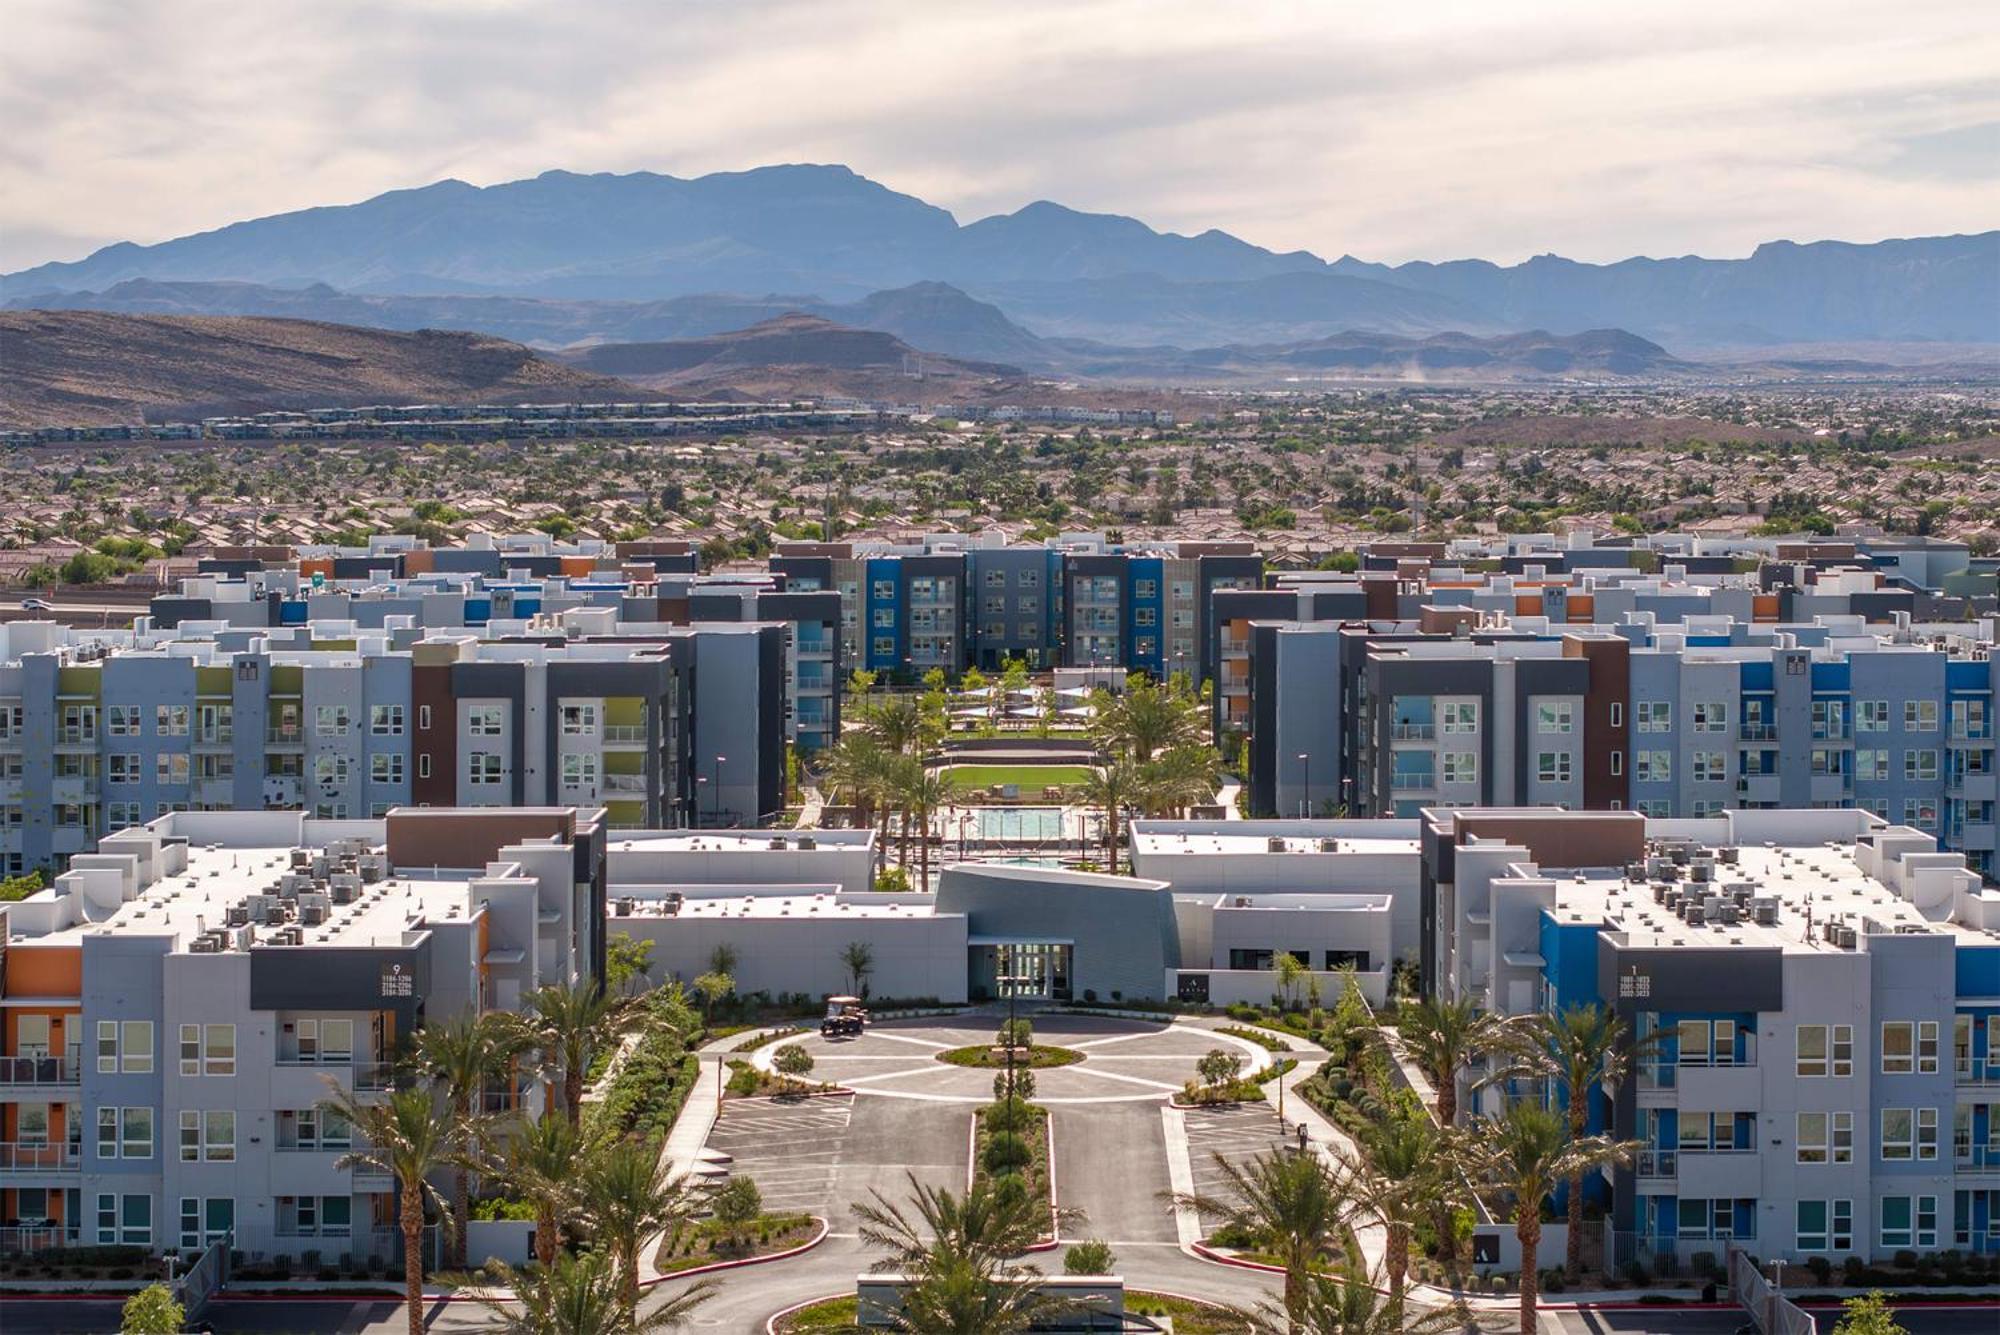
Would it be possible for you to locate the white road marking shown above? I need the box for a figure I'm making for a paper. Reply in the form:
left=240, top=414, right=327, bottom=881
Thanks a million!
left=1160, top=1105, right=1202, bottom=1248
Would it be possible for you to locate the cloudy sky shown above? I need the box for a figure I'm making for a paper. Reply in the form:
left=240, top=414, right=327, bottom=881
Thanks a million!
left=3, top=0, right=1995, bottom=271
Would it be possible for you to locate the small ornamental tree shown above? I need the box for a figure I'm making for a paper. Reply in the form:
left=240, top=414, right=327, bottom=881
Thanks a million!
left=120, top=1284, right=184, bottom=1335
left=997, top=1017, right=1033, bottom=1050
left=1064, top=1239, right=1117, bottom=1275
left=1198, top=1048, right=1245, bottom=1091
left=773, top=1043, right=815, bottom=1089
left=1833, top=1292, right=1908, bottom=1335
left=711, top=1175, right=763, bottom=1244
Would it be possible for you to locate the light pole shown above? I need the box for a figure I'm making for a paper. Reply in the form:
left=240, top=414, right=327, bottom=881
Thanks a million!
left=1297, top=752, right=1310, bottom=820
left=710, top=753, right=726, bottom=827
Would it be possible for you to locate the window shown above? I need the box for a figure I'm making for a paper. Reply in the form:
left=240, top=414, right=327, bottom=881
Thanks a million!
left=97, top=1193, right=117, bottom=1245
left=1905, top=749, right=1939, bottom=782
left=559, top=703, right=598, bottom=735
left=156, top=753, right=189, bottom=785
left=1905, top=700, right=1939, bottom=732
left=369, top=704, right=404, bottom=735
left=313, top=705, right=349, bottom=738
left=468, top=752, right=503, bottom=785
left=1537, top=752, right=1571, bottom=784
left=313, top=754, right=350, bottom=785
left=155, top=705, right=188, bottom=736
left=1442, top=752, right=1477, bottom=785
left=107, top=705, right=141, bottom=737
left=179, top=1110, right=200, bottom=1162
left=176, top=1023, right=235, bottom=1076
left=560, top=754, right=598, bottom=787
left=178, top=1198, right=238, bottom=1250
left=321, top=1019, right=354, bottom=1061
left=1677, top=1019, right=1737, bottom=1066
left=108, top=753, right=141, bottom=784
left=1797, top=1200, right=1829, bottom=1252
left=1636, top=751, right=1671, bottom=783
left=418, top=704, right=432, bottom=731
left=1609, top=702, right=1624, bottom=729
left=1133, top=579, right=1157, bottom=599
left=1536, top=702, right=1573, bottom=733
left=417, top=754, right=431, bottom=780
left=120, top=1194, right=151, bottom=1246
left=179, top=1024, right=199, bottom=1075
left=1610, top=751, right=1623, bottom=776
left=1812, top=699, right=1847, bottom=738
left=107, top=801, right=142, bottom=830
left=1637, top=701, right=1671, bottom=732
left=97, top=1020, right=152, bottom=1073
left=1855, top=749, right=1889, bottom=781
left=1917, top=1021, right=1939, bottom=1074
left=872, top=636, right=894, bottom=659
left=204, top=1110, right=235, bottom=1162
left=1857, top=699, right=1889, bottom=733
left=1882, top=1022, right=1914, bottom=1074
left=1134, top=607, right=1157, bottom=628
left=122, top=1106, right=154, bottom=1159
left=370, top=753, right=404, bottom=785
left=1441, top=701, right=1479, bottom=733
left=1881, top=1108, right=1915, bottom=1160
left=872, top=608, right=895, bottom=628
left=1692, top=701, right=1728, bottom=732
left=1797, top=1111, right=1852, bottom=1164
left=467, top=705, right=504, bottom=736
left=1904, top=798, right=1939, bottom=830
left=1880, top=1196, right=1937, bottom=1249
left=1693, top=751, right=1725, bottom=782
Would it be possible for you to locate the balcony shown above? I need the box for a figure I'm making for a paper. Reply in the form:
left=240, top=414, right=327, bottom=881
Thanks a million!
left=265, top=725, right=305, bottom=746
left=0, top=1054, right=80, bottom=1089
left=601, top=773, right=647, bottom=795
left=0, top=1225, right=73, bottom=1254
left=1635, top=1148, right=1677, bottom=1178
left=1955, top=1146, right=2000, bottom=1178
left=1957, top=1058, right=2000, bottom=1088
left=1391, top=769, right=1437, bottom=793
left=0, top=1143, right=79, bottom=1174
left=601, top=725, right=647, bottom=746
left=1739, top=724, right=1777, bottom=741
left=1391, top=723, right=1437, bottom=741
left=275, top=1056, right=394, bottom=1091
left=194, top=730, right=234, bottom=750
left=54, top=726, right=96, bottom=747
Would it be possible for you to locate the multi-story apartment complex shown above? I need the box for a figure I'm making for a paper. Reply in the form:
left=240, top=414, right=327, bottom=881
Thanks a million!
left=1420, top=805, right=2000, bottom=1266
left=1242, top=615, right=1999, bottom=881
left=768, top=532, right=1261, bottom=678
left=0, top=616, right=788, bottom=876
left=0, top=806, right=600, bottom=1258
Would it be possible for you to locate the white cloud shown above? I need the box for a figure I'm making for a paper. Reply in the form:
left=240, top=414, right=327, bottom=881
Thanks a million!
left=1, top=0, right=1995, bottom=270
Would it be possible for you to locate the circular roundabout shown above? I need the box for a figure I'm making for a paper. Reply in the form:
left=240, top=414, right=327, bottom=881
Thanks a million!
left=751, top=1010, right=1274, bottom=1104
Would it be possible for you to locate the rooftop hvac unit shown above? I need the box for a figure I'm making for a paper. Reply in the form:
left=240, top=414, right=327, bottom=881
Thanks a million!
left=189, top=933, right=224, bottom=954
left=1267, top=836, right=1289, bottom=853
left=330, top=882, right=357, bottom=906
left=1835, top=925, right=1858, bottom=949
left=770, top=837, right=787, bottom=850
left=1718, top=847, right=1740, bottom=864
left=263, top=904, right=291, bottom=927
left=1719, top=902, right=1741, bottom=925
left=796, top=835, right=816, bottom=850
left=300, top=904, right=327, bottom=927
left=614, top=898, right=636, bottom=917
left=1234, top=897, right=1252, bottom=908
left=226, top=906, right=251, bottom=927
left=1628, top=862, right=1649, bottom=881
left=1319, top=838, right=1339, bottom=853
left=1689, top=862, right=1712, bottom=883
left=290, top=849, right=313, bottom=869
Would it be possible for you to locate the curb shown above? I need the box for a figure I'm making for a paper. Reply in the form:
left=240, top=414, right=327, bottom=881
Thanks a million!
left=641, top=1215, right=830, bottom=1287
left=766, top=1290, right=847, bottom=1334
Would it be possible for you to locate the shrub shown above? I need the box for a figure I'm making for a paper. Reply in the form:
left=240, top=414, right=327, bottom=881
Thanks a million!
left=712, top=1176, right=763, bottom=1238
left=1064, top=1239, right=1116, bottom=1275
left=773, top=1043, right=815, bottom=1085
left=120, top=1284, right=183, bottom=1334
left=997, top=1017, right=1032, bottom=1048
left=1197, top=1048, right=1245, bottom=1088
left=983, top=1130, right=1032, bottom=1176
left=986, top=1096, right=1034, bottom=1134
left=993, top=1068, right=1036, bottom=1103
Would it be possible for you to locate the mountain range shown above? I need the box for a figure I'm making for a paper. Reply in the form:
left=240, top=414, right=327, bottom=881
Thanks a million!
left=6, top=165, right=1994, bottom=348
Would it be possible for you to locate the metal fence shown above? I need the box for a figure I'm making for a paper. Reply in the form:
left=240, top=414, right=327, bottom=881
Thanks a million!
left=174, top=1233, right=230, bottom=1324
left=1729, top=1245, right=1817, bottom=1335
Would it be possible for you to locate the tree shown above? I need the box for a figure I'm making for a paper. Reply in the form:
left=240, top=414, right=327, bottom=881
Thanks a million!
left=448, top=1251, right=714, bottom=1335
left=1170, top=1148, right=1349, bottom=1327
left=1347, top=1103, right=1468, bottom=1315
left=1092, top=673, right=1201, bottom=762
left=1243, top=1256, right=1486, bottom=1334
left=707, top=942, right=740, bottom=977
left=1394, top=995, right=1522, bottom=1127
left=710, top=1175, right=763, bottom=1244
left=1063, top=1238, right=1116, bottom=1275
left=605, top=934, right=655, bottom=993
left=580, top=1137, right=713, bottom=1316
left=524, top=981, right=636, bottom=1129
left=328, top=1086, right=463, bottom=1335
left=119, top=1284, right=183, bottom=1334
left=691, top=971, right=734, bottom=1023
left=1499, top=1003, right=1657, bottom=1279
left=1460, top=1101, right=1638, bottom=1335
left=1135, top=744, right=1220, bottom=817
left=414, top=1009, right=529, bottom=1267
left=1197, top=1048, right=1245, bottom=1091
left=773, top=1043, right=815, bottom=1089
left=1273, top=951, right=1309, bottom=1011
left=1080, top=761, right=1136, bottom=873
left=492, top=1111, right=593, bottom=1269
left=841, top=940, right=876, bottom=996
left=906, top=768, right=950, bottom=891
left=1833, top=1291, right=1908, bottom=1335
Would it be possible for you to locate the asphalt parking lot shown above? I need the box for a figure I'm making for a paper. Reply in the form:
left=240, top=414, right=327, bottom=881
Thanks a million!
left=703, top=1093, right=856, bottom=1218
left=1181, top=1101, right=1290, bottom=1229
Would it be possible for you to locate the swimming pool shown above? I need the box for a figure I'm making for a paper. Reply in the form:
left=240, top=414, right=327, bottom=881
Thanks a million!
left=972, top=807, right=1065, bottom=841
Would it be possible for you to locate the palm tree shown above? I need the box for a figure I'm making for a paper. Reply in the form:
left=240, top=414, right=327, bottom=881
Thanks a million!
left=854, top=1173, right=1085, bottom=1335
left=1135, top=744, right=1221, bottom=817
left=1092, top=674, right=1201, bottom=762
left=493, top=1112, right=594, bottom=1269
left=1347, top=1109, right=1469, bottom=1315
left=907, top=768, right=950, bottom=891
left=580, top=1137, right=713, bottom=1316
left=414, top=1010, right=529, bottom=1267
left=1393, top=996, right=1522, bottom=1127
left=1245, top=1255, right=1492, bottom=1334
left=525, top=981, right=636, bottom=1129
left=1079, top=760, right=1137, bottom=873
left=447, top=1250, right=714, bottom=1334
left=1460, top=1101, right=1638, bottom=1335
left=1500, top=1004, right=1656, bottom=1280
left=326, top=1086, right=462, bottom=1335
left=841, top=941, right=876, bottom=997
left=1170, top=1148, right=1350, bottom=1328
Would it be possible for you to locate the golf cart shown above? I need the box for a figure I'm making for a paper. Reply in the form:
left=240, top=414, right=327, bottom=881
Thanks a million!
left=821, top=994, right=869, bottom=1038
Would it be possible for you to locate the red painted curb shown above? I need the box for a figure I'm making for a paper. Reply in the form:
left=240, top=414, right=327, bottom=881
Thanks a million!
left=640, top=1214, right=830, bottom=1287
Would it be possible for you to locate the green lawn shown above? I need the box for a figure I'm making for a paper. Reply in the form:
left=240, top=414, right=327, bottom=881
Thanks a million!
left=940, top=764, right=1095, bottom=793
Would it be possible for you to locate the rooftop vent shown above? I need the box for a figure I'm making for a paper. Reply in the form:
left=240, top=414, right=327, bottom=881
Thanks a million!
left=1267, top=836, right=1289, bottom=853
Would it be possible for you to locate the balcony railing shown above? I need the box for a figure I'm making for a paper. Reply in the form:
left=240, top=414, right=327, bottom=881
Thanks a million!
left=0, top=1054, right=80, bottom=1087
left=0, top=1142, right=80, bottom=1173
left=1635, top=1149, right=1677, bottom=1177
left=0, top=1225, right=72, bottom=1254
left=275, top=1056, right=394, bottom=1090
left=1635, top=1051, right=1759, bottom=1089
left=602, top=773, right=647, bottom=794
left=1391, top=771, right=1436, bottom=792
left=265, top=725, right=304, bottom=745
left=1391, top=723, right=1437, bottom=741
left=1739, top=724, right=1777, bottom=741
left=1957, top=1058, right=2000, bottom=1087
left=601, top=725, right=647, bottom=744
left=1954, top=1145, right=2000, bottom=1175
left=55, top=726, right=96, bottom=745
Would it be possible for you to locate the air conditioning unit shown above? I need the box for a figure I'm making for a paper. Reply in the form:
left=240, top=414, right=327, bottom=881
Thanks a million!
left=300, top=904, right=327, bottom=926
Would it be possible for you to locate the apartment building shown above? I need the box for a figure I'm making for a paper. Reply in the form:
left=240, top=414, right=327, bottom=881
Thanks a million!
left=1243, top=617, right=2000, bottom=881
left=0, top=618, right=787, bottom=876
left=0, top=806, right=600, bottom=1259
left=1419, top=805, right=2000, bottom=1266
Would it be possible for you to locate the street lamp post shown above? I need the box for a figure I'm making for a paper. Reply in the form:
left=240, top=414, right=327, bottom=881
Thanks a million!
left=710, top=753, right=726, bottom=827
left=1297, top=752, right=1310, bottom=820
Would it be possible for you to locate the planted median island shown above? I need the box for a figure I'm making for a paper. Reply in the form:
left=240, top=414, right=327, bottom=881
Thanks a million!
left=937, top=1016, right=1083, bottom=1069
left=970, top=1018, right=1057, bottom=1245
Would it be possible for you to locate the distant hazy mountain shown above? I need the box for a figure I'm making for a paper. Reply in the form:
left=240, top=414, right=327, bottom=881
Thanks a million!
left=4, top=165, right=1992, bottom=345
left=1061, top=327, right=1694, bottom=383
